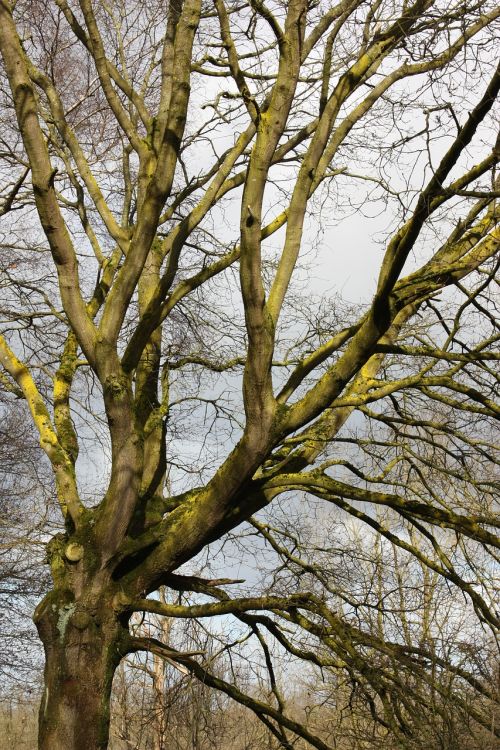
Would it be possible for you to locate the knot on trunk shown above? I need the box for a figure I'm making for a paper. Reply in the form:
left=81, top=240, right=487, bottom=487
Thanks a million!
left=65, top=542, right=84, bottom=562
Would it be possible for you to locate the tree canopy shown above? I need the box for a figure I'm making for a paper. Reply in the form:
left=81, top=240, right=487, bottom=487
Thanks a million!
left=0, top=1, right=498, bottom=748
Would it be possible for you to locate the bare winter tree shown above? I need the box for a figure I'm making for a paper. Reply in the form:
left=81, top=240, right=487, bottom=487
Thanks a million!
left=0, top=0, right=498, bottom=748
left=0, top=395, right=51, bottom=747
left=0, top=394, right=51, bottom=691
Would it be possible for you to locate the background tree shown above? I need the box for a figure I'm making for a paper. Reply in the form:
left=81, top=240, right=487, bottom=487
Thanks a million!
left=0, top=395, right=52, bottom=747
left=0, top=1, right=498, bottom=749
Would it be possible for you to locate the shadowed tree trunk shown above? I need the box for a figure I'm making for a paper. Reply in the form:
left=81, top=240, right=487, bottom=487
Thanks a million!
left=34, top=579, right=127, bottom=750
left=36, top=607, right=117, bottom=750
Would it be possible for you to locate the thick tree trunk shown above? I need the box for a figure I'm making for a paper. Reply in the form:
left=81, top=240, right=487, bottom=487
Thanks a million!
left=34, top=590, right=125, bottom=750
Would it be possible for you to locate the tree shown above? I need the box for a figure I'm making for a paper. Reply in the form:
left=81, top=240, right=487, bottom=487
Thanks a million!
left=0, top=0, right=498, bottom=748
left=0, top=394, right=51, bottom=692
left=0, top=397, right=50, bottom=748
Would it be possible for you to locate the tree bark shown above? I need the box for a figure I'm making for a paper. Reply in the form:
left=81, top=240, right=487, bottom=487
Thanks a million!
left=34, top=589, right=125, bottom=750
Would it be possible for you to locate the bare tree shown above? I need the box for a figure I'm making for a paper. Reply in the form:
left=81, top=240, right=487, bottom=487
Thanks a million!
left=0, top=1, right=498, bottom=748
left=0, top=394, right=52, bottom=690
left=0, top=396, right=51, bottom=747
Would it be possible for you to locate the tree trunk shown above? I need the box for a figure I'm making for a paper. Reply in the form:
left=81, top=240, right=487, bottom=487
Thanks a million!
left=34, top=590, right=125, bottom=750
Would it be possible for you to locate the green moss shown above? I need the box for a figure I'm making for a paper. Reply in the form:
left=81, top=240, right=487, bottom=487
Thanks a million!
left=45, top=533, right=68, bottom=586
left=66, top=523, right=101, bottom=574
left=34, top=400, right=51, bottom=418
left=104, top=372, right=132, bottom=403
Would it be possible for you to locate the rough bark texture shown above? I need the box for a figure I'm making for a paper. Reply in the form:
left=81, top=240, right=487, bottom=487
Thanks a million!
left=35, top=589, right=125, bottom=750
